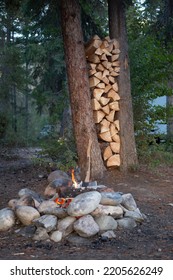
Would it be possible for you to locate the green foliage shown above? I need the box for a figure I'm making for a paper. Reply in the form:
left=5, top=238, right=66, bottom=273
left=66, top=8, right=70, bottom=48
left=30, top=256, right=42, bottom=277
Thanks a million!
left=40, top=136, right=78, bottom=172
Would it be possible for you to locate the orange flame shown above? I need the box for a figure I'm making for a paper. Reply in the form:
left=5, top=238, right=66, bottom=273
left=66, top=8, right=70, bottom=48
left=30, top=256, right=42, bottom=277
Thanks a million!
left=71, top=168, right=78, bottom=188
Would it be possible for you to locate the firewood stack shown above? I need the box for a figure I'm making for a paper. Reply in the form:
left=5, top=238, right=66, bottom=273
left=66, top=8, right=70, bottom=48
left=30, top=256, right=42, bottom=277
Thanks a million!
left=85, top=35, right=121, bottom=168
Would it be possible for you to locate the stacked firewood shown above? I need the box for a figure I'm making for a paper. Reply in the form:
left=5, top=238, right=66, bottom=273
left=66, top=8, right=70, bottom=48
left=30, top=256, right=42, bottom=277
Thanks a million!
left=85, top=35, right=121, bottom=167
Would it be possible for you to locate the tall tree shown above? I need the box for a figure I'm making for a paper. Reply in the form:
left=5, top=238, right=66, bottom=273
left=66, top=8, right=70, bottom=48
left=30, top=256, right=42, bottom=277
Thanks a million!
left=108, top=0, right=138, bottom=171
left=60, top=0, right=106, bottom=180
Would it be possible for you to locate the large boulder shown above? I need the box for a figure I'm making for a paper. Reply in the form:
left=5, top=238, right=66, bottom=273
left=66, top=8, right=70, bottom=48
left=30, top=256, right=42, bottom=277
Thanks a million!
left=67, top=191, right=101, bottom=217
left=73, top=215, right=99, bottom=237
left=15, top=206, right=40, bottom=226
left=0, top=208, right=15, bottom=231
left=95, top=215, right=118, bottom=231
left=33, top=214, right=57, bottom=232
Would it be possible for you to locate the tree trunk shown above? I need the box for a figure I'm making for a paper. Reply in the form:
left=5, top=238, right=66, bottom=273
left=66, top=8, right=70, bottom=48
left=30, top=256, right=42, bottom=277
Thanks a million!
left=60, top=0, right=106, bottom=180
left=108, top=0, right=138, bottom=171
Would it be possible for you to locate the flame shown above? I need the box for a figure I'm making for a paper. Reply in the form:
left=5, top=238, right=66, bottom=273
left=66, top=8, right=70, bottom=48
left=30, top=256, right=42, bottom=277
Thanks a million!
left=71, top=168, right=78, bottom=188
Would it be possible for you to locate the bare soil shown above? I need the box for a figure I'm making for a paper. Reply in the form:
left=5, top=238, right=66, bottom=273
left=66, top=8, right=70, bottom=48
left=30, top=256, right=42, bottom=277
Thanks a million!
left=0, top=147, right=173, bottom=260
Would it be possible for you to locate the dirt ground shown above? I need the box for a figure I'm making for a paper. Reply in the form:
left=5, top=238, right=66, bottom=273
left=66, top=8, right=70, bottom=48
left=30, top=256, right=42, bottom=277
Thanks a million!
left=0, top=147, right=173, bottom=260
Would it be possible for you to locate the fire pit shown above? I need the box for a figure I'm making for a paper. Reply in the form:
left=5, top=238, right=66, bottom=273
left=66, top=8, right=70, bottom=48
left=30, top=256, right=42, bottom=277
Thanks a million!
left=0, top=169, right=145, bottom=242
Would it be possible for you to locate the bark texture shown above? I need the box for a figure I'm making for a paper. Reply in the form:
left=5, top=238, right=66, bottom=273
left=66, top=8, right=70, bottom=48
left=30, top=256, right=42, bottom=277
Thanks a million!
left=108, top=0, right=138, bottom=171
left=60, top=0, right=106, bottom=180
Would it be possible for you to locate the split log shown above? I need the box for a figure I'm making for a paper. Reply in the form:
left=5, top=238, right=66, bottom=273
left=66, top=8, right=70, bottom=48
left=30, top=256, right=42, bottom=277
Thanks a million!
left=109, top=101, right=120, bottom=111
left=85, top=35, right=102, bottom=57
left=89, top=63, right=96, bottom=70
left=95, top=47, right=104, bottom=56
left=112, top=133, right=120, bottom=143
left=112, top=61, right=120, bottom=67
left=100, top=40, right=109, bottom=49
left=102, top=61, right=112, bottom=69
left=97, top=63, right=105, bottom=71
left=94, top=71, right=102, bottom=80
left=100, top=119, right=110, bottom=128
left=112, top=48, right=120, bottom=54
left=106, top=110, right=115, bottom=122
left=89, top=69, right=97, bottom=76
left=91, top=98, right=101, bottom=110
left=96, top=82, right=105, bottom=89
left=93, top=88, right=104, bottom=100
left=110, top=71, right=119, bottom=77
left=111, top=54, right=119, bottom=62
left=102, top=77, right=110, bottom=85
left=110, top=142, right=120, bottom=153
left=112, top=83, right=118, bottom=92
left=100, top=124, right=110, bottom=133
left=107, top=89, right=120, bottom=101
left=102, top=69, right=109, bottom=78
left=99, top=131, right=112, bottom=142
left=110, top=123, right=118, bottom=139
left=104, top=84, right=112, bottom=93
left=87, top=54, right=100, bottom=64
left=103, top=145, right=113, bottom=161
left=93, top=110, right=105, bottom=123
left=101, top=104, right=110, bottom=115
left=102, top=48, right=112, bottom=56
left=100, top=53, right=107, bottom=61
left=108, top=76, right=115, bottom=84
left=100, top=97, right=110, bottom=106
left=89, top=76, right=100, bottom=87
left=107, top=154, right=120, bottom=167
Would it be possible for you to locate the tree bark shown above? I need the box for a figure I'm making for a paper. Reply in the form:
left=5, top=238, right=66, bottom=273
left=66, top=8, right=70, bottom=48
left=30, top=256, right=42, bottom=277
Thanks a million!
left=108, top=0, right=138, bottom=171
left=60, top=0, right=106, bottom=180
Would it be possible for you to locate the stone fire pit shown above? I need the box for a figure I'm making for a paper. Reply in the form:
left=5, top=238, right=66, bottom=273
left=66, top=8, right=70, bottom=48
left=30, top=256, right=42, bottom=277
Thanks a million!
left=0, top=170, right=145, bottom=242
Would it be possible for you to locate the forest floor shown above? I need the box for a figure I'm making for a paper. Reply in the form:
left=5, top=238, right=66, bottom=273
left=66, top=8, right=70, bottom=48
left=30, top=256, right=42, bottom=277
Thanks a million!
left=0, top=147, right=173, bottom=260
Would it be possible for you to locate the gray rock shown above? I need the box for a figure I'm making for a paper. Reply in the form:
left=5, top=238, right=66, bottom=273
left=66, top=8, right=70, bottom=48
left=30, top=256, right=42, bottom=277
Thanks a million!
left=91, top=204, right=123, bottom=219
left=100, top=192, right=123, bottom=206
left=15, top=206, right=40, bottom=226
left=121, top=193, right=137, bottom=211
left=32, top=227, right=49, bottom=241
left=44, top=177, right=72, bottom=197
left=50, top=230, right=63, bottom=242
left=95, top=215, right=118, bottom=231
left=0, top=208, right=15, bottom=231
left=8, top=199, right=18, bottom=210
left=101, top=230, right=116, bottom=239
left=37, top=200, right=57, bottom=213
left=43, top=207, right=68, bottom=219
left=33, top=215, right=57, bottom=232
left=57, top=216, right=76, bottom=237
left=48, top=170, right=69, bottom=183
left=67, top=191, right=101, bottom=217
left=117, top=218, right=137, bottom=229
left=66, top=233, right=91, bottom=246
left=16, top=225, right=36, bottom=238
left=124, top=208, right=144, bottom=222
left=73, top=215, right=99, bottom=237
left=18, top=188, right=43, bottom=204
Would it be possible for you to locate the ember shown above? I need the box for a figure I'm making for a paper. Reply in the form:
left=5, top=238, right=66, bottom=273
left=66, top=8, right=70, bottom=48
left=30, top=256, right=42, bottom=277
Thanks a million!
left=54, top=197, right=73, bottom=208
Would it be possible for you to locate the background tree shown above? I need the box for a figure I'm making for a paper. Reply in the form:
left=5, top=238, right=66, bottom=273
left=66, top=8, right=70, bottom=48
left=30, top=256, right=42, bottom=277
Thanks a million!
left=108, top=0, right=138, bottom=171
left=60, top=0, right=106, bottom=180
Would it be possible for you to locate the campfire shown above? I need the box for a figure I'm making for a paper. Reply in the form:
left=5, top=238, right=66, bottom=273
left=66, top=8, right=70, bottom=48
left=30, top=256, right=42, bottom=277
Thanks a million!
left=0, top=169, right=145, bottom=242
